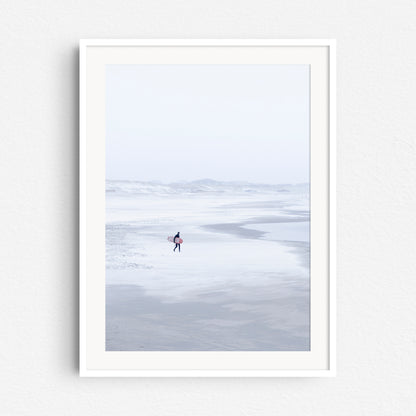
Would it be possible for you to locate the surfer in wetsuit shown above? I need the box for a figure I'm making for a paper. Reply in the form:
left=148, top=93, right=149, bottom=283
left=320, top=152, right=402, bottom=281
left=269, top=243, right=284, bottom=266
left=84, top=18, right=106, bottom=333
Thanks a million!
left=173, top=232, right=181, bottom=252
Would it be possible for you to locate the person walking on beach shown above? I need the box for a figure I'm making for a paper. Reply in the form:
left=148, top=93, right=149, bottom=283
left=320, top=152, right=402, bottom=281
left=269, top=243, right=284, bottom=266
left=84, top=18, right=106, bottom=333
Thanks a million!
left=173, top=231, right=181, bottom=252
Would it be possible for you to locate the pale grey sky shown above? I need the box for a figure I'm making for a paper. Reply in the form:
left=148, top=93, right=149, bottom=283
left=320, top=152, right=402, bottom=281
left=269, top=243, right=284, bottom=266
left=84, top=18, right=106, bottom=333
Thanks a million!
left=106, top=64, right=309, bottom=184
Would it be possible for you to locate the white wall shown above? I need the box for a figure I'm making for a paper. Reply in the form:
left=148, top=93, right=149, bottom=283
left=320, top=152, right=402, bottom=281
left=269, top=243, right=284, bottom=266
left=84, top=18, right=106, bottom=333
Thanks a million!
left=1, top=0, right=415, bottom=414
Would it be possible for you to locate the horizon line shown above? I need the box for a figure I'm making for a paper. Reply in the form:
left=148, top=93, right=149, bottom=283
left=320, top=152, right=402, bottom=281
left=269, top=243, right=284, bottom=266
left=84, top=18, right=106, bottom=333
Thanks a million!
left=106, top=178, right=309, bottom=186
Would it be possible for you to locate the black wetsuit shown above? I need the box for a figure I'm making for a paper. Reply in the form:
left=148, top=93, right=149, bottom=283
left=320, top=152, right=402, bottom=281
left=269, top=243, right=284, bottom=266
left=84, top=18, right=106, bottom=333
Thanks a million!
left=173, top=233, right=181, bottom=252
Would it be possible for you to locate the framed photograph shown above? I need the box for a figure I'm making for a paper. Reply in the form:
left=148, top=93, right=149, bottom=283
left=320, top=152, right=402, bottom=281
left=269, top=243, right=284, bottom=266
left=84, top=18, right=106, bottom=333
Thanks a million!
left=80, top=39, right=336, bottom=377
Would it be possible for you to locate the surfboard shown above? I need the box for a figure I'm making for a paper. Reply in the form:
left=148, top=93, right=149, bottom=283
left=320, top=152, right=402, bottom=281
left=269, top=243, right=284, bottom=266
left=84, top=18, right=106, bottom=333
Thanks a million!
left=167, top=236, right=183, bottom=244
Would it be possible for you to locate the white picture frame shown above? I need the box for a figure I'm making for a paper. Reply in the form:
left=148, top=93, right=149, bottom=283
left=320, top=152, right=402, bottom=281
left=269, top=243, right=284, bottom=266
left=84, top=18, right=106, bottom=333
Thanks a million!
left=80, top=39, right=336, bottom=377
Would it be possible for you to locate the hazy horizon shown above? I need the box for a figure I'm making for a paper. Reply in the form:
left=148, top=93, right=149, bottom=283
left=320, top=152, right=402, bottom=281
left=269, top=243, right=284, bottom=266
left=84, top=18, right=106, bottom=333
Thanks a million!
left=106, top=177, right=309, bottom=185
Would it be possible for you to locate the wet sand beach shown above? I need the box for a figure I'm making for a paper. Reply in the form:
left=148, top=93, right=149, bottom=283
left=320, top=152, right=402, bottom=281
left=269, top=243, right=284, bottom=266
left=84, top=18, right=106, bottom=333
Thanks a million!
left=106, top=180, right=310, bottom=351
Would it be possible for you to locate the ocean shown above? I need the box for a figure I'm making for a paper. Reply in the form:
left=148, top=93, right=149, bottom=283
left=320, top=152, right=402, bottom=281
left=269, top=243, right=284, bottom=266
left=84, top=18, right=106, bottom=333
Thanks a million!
left=105, top=179, right=310, bottom=351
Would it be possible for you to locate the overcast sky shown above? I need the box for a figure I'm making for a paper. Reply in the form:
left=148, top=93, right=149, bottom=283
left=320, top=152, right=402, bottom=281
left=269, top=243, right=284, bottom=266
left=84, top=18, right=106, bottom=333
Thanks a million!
left=106, top=64, right=309, bottom=184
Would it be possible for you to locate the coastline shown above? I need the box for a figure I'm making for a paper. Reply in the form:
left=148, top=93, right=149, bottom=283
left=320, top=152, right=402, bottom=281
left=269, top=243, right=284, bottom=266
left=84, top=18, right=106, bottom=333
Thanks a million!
left=105, top=181, right=310, bottom=351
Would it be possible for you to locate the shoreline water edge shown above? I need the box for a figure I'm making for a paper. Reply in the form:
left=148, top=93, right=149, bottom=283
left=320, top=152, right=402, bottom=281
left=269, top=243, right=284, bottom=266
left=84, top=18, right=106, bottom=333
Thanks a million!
left=105, top=180, right=310, bottom=351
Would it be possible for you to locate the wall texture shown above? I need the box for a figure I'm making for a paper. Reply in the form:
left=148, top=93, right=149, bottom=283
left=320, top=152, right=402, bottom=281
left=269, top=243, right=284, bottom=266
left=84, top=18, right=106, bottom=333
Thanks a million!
left=1, top=0, right=415, bottom=414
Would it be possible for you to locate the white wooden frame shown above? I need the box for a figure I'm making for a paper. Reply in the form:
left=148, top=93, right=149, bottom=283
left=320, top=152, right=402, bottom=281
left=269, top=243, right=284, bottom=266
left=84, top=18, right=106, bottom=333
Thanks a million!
left=80, top=39, right=336, bottom=377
